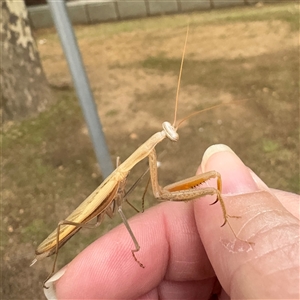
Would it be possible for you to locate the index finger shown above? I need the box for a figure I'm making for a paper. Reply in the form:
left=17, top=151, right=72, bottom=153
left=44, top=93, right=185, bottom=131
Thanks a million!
left=50, top=199, right=215, bottom=299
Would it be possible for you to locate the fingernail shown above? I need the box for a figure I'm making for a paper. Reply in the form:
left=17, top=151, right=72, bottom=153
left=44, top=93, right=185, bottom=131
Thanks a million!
left=201, top=144, right=261, bottom=194
left=44, top=266, right=67, bottom=300
left=201, top=144, right=235, bottom=172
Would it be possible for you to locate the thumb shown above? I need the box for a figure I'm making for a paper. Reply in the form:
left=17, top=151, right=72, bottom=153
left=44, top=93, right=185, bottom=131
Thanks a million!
left=194, top=144, right=299, bottom=299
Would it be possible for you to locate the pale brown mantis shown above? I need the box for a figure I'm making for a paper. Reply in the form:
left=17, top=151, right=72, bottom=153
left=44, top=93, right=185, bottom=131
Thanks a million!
left=31, top=26, right=241, bottom=288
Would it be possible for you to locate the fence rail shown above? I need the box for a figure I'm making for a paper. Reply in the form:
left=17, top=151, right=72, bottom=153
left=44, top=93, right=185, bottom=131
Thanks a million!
left=28, top=0, right=264, bottom=29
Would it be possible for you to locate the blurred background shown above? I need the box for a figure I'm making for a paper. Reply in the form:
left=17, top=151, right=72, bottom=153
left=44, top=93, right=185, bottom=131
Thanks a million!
left=1, top=1, right=299, bottom=298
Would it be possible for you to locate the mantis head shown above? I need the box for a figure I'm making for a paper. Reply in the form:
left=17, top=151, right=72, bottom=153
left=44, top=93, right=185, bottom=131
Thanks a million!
left=162, top=121, right=179, bottom=142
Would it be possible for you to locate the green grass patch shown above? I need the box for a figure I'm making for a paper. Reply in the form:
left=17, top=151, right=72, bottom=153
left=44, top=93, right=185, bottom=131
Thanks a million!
left=105, top=109, right=119, bottom=117
left=2, top=89, right=102, bottom=239
left=22, top=219, right=49, bottom=243
left=262, top=139, right=280, bottom=153
left=192, top=3, right=299, bottom=31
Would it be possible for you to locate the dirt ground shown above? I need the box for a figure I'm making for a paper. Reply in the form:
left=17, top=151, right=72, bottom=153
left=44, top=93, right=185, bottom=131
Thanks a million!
left=2, top=3, right=299, bottom=299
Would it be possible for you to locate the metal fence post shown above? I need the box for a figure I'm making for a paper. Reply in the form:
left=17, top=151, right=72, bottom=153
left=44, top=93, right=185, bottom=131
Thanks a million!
left=47, top=0, right=114, bottom=178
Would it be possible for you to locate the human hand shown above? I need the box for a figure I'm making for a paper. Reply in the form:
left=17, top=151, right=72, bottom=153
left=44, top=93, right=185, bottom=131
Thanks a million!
left=45, top=144, right=299, bottom=299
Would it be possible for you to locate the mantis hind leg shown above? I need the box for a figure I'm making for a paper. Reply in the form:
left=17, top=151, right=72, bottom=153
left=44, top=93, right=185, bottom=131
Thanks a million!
left=43, top=215, right=105, bottom=289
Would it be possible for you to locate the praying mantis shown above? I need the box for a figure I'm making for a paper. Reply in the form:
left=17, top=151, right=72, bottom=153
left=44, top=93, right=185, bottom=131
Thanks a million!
left=31, top=26, right=240, bottom=288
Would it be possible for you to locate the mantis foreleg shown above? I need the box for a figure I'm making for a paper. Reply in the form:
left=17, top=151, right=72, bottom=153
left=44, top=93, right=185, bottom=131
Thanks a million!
left=148, top=148, right=236, bottom=228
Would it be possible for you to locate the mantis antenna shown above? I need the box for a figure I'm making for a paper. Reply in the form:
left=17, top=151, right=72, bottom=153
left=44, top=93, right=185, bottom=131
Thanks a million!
left=173, top=24, right=190, bottom=127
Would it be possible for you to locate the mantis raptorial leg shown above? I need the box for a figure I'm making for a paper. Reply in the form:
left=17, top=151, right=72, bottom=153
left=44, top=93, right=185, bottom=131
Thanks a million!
left=31, top=25, right=248, bottom=288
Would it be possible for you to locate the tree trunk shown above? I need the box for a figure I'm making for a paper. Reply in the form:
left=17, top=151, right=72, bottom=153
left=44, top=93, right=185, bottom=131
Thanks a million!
left=0, top=0, right=51, bottom=121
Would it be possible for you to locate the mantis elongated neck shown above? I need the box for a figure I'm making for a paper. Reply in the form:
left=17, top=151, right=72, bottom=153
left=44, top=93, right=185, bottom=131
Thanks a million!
left=118, top=131, right=167, bottom=174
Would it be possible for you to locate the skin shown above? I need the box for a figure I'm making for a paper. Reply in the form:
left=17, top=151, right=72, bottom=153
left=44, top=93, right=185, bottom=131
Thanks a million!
left=46, top=144, right=299, bottom=300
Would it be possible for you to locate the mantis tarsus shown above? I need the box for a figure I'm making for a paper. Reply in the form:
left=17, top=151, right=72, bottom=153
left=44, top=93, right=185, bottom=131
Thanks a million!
left=31, top=26, right=242, bottom=288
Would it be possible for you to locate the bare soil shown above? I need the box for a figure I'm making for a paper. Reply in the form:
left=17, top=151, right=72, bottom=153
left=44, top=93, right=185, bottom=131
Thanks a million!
left=2, top=3, right=299, bottom=299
